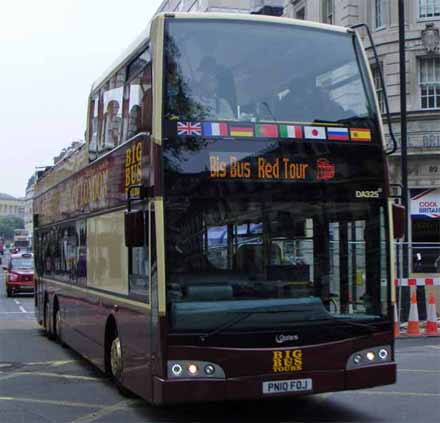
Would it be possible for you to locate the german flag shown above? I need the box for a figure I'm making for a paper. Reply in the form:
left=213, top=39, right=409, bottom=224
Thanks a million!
left=229, top=124, right=254, bottom=137
left=350, top=128, right=371, bottom=142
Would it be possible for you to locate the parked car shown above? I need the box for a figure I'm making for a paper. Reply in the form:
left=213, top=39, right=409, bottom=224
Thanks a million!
left=3, top=252, right=34, bottom=297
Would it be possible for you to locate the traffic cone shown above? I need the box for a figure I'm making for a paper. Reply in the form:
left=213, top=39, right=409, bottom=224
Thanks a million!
left=407, top=292, right=421, bottom=336
left=425, top=294, right=439, bottom=336
left=393, top=303, right=400, bottom=338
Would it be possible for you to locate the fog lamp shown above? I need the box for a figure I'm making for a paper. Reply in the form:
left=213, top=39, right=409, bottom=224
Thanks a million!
left=204, top=364, right=215, bottom=375
left=171, top=363, right=183, bottom=376
left=188, top=364, right=199, bottom=375
left=353, top=354, right=362, bottom=364
left=378, top=349, right=388, bottom=360
left=366, top=352, right=376, bottom=361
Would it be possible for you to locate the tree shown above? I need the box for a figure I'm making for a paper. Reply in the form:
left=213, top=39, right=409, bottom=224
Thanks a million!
left=0, top=216, right=25, bottom=241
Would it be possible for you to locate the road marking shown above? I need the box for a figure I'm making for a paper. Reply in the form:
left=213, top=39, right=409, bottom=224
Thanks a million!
left=427, top=345, right=440, bottom=350
left=13, top=371, right=102, bottom=381
left=25, top=359, right=75, bottom=366
left=19, top=306, right=26, bottom=313
left=14, top=300, right=20, bottom=305
left=0, top=396, right=103, bottom=409
left=0, top=364, right=12, bottom=368
left=399, top=368, right=440, bottom=374
left=344, top=390, right=440, bottom=398
left=71, top=399, right=140, bottom=423
left=0, top=311, right=33, bottom=314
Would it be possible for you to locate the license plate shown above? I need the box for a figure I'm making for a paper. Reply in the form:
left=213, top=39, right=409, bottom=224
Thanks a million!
left=262, top=378, right=312, bottom=394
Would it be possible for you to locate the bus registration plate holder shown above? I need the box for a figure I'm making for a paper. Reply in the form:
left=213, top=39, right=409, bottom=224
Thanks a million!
left=262, top=378, right=312, bottom=394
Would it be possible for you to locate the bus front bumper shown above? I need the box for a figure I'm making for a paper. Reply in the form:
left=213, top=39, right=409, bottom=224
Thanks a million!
left=153, top=362, right=396, bottom=404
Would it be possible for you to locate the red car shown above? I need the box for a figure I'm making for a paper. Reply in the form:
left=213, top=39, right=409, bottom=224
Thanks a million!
left=3, top=253, right=34, bottom=297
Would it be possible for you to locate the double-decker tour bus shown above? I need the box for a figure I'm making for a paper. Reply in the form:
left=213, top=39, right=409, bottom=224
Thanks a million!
left=34, top=12, right=398, bottom=404
left=12, top=229, right=30, bottom=253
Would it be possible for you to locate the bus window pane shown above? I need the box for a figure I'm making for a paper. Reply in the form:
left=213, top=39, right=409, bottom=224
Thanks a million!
left=164, top=20, right=376, bottom=124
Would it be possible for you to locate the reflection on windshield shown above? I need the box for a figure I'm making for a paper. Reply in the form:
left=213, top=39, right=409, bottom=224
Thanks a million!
left=166, top=197, right=388, bottom=332
left=164, top=20, right=376, bottom=124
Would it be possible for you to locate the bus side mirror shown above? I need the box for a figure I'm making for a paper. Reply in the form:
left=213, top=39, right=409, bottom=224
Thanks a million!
left=125, top=210, right=146, bottom=247
left=392, top=203, right=405, bottom=239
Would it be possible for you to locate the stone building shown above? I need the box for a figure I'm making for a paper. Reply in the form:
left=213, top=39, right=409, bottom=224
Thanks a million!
left=24, top=175, right=35, bottom=237
left=284, top=0, right=440, bottom=273
left=0, top=193, right=25, bottom=219
left=156, top=0, right=283, bottom=14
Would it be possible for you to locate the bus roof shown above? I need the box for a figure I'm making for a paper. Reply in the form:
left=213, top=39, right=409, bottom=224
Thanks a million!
left=90, top=12, right=350, bottom=94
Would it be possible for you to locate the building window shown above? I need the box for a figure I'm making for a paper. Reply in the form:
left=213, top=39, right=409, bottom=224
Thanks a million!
left=375, top=0, right=385, bottom=29
left=419, top=57, right=440, bottom=109
left=322, top=0, right=334, bottom=24
left=419, top=0, right=440, bottom=18
left=371, top=64, right=385, bottom=113
left=296, top=7, right=305, bottom=20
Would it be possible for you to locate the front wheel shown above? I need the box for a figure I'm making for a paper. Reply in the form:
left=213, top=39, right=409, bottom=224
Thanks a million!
left=109, top=332, right=133, bottom=397
left=6, top=287, right=12, bottom=297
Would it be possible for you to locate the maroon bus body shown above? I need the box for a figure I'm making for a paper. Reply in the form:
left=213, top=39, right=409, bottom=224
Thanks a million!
left=34, top=134, right=396, bottom=404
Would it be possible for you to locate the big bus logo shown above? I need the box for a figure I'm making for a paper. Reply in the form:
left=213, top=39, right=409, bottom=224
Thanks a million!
left=316, top=159, right=335, bottom=181
left=272, top=349, right=303, bottom=372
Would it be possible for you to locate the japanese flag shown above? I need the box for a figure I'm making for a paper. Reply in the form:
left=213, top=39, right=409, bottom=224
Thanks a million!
left=304, top=126, right=326, bottom=140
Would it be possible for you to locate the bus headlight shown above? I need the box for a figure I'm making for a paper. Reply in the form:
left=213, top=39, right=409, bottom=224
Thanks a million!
left=366, top=351, right=376, bottom=361
left=188, top=364, right=199, bottom=375
left=378, top=349, right=388, bottom=360
left=346, top=346, right=391, bottom=370
left=171, top=363, right=183, bottom=376
left=167, top=360, right=225, bottom=379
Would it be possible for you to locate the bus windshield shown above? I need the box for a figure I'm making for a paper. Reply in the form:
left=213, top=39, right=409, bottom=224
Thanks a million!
left=164, top=19, right=377, bottom=124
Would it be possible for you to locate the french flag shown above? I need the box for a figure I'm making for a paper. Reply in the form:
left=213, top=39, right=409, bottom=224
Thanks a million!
left=203, top=122, right=228, bottom=137
left=327, top=127, right=349, bottom=141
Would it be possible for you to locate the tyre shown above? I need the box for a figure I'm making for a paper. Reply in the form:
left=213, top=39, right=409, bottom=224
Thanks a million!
left=44, top=300, right=54, bottom=339
left=54, top=308, right=66, bottom=346
left=108, top=330, right=133, bottom=397
left=6, top=288, right=12, bottom=298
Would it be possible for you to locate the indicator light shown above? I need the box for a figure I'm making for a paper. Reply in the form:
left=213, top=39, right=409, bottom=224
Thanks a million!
left=378, top=349, right=388, bottom=360
left=366, top=352, right=376, bottom=361
left=188, top=364, right=198, bottom=375
left=171, top=364, right=183, bottom=376
left=204, top=364, right=215, bottom=375
left=353, top=354, right=362, bottom=364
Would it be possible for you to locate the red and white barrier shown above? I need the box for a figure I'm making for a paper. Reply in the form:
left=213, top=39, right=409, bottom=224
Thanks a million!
left=394, top=278, right=440, bottom=286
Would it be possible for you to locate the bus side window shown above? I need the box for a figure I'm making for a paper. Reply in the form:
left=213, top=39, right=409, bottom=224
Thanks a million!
left=125, top=49, right=152, bottom=141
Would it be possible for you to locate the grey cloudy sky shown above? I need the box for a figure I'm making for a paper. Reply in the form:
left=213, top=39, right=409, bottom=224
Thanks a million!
left=0, top=0, right=163, bottom=198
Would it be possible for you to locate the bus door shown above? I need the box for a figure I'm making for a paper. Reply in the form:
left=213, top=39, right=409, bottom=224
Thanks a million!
left=123, top=199, right=154, bottom=400
left=315, top=213, right=385, bottom=317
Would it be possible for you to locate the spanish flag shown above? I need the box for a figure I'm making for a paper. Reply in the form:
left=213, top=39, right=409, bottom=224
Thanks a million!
left=350, top=128, right=371, bottom=142
left=230, top=124, right=254, bottom=137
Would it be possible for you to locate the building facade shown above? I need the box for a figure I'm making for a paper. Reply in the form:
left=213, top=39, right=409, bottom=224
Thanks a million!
left=284, top=0, right=440, bottom=273
left=0, top=193, right=25, bottom=220
left=157, top=0, right=283, bottom=14
left=24, top=175, right=35, bottom=237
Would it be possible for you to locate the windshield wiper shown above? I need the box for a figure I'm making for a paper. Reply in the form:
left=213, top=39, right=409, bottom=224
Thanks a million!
left=199, top=308, right=315, bottom=341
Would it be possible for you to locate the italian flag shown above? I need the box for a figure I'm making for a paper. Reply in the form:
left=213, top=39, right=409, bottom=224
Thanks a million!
left=279, top=124, right=302, bottom=139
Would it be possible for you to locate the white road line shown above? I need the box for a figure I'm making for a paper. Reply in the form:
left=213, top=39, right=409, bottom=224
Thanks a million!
left=0, top=311, right=33, bottom=314
left=19, top=306, right=26, bottom=313
left=14, top=300, right=20, bottom=305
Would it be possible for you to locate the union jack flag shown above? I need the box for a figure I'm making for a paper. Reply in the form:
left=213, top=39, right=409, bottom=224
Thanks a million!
left=177, top=121, right=202, bottom=136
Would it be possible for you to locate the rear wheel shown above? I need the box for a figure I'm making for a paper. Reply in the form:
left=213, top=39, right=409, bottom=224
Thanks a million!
left=6, top=288, right=12, bottom=297
left=44, top=300, right=54, bottom=339
left=54, top=308, right=65, bottom=346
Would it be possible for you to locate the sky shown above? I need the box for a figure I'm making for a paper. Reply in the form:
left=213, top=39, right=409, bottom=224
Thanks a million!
left=0, top=0, right=163, bottom=198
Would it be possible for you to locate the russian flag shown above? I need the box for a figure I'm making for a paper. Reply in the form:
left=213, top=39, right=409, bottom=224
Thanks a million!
left=327, top=127, right=349, bottom=141
left=203, top=122, right=228, bottom=137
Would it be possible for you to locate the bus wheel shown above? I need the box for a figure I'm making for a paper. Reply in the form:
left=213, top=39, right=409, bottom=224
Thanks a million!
left=109, top=332, right=133, bottom=397
left=44, top=300, right=54, bottom=339
left=55, top=308, right=65, bottom=347
left=6, top=288, right=12, bottom=297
